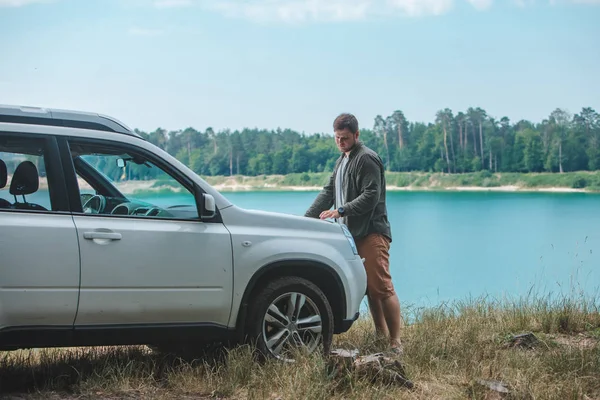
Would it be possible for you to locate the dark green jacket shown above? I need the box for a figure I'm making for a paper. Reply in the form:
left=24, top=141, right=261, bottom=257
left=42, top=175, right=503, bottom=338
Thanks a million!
left=305, top=141, right=392, bottom=242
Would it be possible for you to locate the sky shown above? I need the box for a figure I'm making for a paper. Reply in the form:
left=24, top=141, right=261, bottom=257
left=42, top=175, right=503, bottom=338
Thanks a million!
left=0, top=0, right=599, bottom=135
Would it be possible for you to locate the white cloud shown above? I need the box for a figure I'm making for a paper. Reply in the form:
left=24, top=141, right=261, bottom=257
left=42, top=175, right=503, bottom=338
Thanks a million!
left=143, top=0, right=600, bottom=23
left=154, top=0, right=192, bottom=8
left=0, top=0, right=51, bottom=7
left=515, top=0, right=600, bottom=6
left=202, top=0, right=497, bottom=22
left=128, top=27, right=164, bottom=36
left=386, top=0, right=453, bottom=16
left=467, top=0, right=493, bottom=10
left=207, top=0, right=372, bottom=23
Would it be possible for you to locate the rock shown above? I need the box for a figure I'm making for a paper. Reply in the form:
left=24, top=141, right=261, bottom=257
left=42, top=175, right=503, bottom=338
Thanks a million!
left=505, top=332, right=540, bottom=349
left=355, top=353, right=413, bottom=388
left=330, top=348, right=359, bottom=358
left=327, top=348, right=359, bottom=377
left=475, top=379, right=510, bottom=394
left=329, top=348, right=359, bottom=365
left=328, top=349, right=414, bottom=389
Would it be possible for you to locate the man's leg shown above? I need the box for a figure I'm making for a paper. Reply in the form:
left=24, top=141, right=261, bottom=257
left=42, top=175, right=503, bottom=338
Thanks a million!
left=380, top=293, right=402, bottom=348
left=357, top=233, right=401, bottom=348
left=367, top=294, right=389, bottom=338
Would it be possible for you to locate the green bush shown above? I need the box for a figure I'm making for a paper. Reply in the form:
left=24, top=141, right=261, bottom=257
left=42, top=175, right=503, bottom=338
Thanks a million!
left=413, top=173, right=431, bottom=187
left=478, top=170, right=493, bottom=179
left=459, top=175, right=472, bottom=186
left=389, top=173, right=414, bottom=187
left=482, top=177, right=500, bottom=187
left=281, top=172, right=329, bottom=187
left=151, top=179, right=180, bottom=189
left=571, top=177, right=587, bottom=189
left=132, top=188, right=178, bottom=196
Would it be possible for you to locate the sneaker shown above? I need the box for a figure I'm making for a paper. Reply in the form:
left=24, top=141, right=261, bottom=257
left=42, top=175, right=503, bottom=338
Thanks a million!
left=388, top=341, right=404, bottom=357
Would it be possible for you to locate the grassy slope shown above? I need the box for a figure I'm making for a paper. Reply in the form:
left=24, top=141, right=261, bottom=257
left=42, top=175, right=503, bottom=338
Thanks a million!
left=200, top=171, right=600, bottom=192
left=1, top=296, right=599, bottom=399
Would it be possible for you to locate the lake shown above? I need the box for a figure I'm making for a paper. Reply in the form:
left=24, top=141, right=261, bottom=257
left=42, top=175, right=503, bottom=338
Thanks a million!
left=7, top=189, right=599, bottom=310
left=220, top=190, right=600, bottom=310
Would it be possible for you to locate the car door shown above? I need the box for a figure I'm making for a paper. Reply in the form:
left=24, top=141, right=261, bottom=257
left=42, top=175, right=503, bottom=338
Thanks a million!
left=0, top=133, right=80, bottom=330
left=61, top=137, right=233, bottom=327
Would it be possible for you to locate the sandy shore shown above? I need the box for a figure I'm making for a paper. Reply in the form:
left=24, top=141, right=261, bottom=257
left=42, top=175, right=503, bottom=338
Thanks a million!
left=211, top=183, right=589, bottom=193
left=211, top=183, right=323, bottom=192
left=420, top=185, right=588, bottom=193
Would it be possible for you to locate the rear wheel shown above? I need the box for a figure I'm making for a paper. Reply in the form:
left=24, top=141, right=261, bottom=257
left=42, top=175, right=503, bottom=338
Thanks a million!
left=246, top=276, right=333, bottom=362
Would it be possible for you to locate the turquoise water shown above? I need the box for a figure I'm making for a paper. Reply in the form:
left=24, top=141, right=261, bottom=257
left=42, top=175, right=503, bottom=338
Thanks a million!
left=221, top=191, right=600, bottom=309
left=7, top=189, right=598, bottom=309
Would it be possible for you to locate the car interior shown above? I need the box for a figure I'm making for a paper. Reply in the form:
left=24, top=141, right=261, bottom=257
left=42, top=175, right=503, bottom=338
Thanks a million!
left=0, top=159, right=11, bottom=209
left=69, top=146, right=199, bottom=219
left=0, top=138, right=47, bottom=211
left=0, top=138, right=198, bottom=218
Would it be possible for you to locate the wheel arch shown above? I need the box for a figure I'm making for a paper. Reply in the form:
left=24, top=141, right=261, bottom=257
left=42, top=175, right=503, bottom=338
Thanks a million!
left=234, top=260, right=348, bottom=341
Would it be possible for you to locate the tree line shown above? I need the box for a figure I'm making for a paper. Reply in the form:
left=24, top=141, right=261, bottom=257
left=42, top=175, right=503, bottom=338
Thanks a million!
left=133, top=107, right=600, bottom=177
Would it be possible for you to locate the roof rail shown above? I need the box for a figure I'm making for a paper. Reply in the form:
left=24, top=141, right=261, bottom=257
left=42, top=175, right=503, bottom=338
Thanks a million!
left=0, top=105, right=141, bottom=138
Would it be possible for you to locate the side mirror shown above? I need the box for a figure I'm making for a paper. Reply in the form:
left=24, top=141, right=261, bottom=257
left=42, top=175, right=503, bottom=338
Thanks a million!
left=193, top=185, right=216, bottom=220
left=201, top=193, right=216, bottom=220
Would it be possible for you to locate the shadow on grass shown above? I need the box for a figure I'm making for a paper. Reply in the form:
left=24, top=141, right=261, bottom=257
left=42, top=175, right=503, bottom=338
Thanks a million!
left=0, top=344, right=229, bottom=396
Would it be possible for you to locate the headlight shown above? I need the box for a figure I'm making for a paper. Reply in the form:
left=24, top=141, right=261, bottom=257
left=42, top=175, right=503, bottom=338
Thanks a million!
left=340, top=224, right=359, bottom=255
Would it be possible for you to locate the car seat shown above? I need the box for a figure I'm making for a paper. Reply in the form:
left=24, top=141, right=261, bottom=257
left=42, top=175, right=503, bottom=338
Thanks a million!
left=9, top=160, right=47, bottom=211
left=0, top=159, right=11, bottom=208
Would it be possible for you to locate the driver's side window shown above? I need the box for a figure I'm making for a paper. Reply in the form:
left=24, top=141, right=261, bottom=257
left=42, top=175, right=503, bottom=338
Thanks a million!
left=69, top=141, right=199, bottom=220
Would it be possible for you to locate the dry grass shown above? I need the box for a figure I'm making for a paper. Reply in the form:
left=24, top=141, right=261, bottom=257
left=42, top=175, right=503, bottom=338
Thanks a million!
left=1, top=296, right=599, bottom=399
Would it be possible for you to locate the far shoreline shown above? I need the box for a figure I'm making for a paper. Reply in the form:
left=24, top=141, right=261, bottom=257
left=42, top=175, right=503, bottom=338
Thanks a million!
left=31, top=171, right=595, bottom=195
left=208, top=183, right=593, bottom=193
left=200, top=171, right=600, bottom=194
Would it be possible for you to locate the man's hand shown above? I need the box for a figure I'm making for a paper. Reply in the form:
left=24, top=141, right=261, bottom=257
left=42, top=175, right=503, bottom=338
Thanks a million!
left=319, top=210, right=340, bottom=220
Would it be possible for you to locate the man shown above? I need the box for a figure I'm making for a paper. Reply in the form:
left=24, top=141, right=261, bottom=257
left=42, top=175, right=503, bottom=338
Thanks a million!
left=305, top=113, right=403, bottom=353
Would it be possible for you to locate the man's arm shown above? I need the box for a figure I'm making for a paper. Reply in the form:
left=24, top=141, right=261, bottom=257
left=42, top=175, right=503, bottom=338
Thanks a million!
left=342, top=154, right=382, bottom=216
left=304, top=172, right=335, bottom=218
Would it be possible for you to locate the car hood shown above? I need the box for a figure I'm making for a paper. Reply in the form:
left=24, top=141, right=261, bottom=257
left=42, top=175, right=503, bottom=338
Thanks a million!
left=220, top=205, right=345, bottom=235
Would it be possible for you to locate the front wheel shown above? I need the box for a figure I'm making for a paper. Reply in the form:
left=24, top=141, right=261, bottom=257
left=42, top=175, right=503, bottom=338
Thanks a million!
left=246, top=276, right=334, bottom=362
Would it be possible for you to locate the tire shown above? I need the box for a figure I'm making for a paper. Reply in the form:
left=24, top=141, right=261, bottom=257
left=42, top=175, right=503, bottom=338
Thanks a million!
left=246, top=276, right=334, bottom=362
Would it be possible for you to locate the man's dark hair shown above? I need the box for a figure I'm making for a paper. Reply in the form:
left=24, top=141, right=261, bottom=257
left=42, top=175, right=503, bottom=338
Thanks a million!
left=333, top=113, right=359, bottom=134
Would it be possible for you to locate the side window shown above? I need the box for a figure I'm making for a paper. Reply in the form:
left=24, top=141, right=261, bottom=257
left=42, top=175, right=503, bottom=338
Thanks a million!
left=68, top=141, right=199, bottom=220
left=0, top=135, right=53, bottom=211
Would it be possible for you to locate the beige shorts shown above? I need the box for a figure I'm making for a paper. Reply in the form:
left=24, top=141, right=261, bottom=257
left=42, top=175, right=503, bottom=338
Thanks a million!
left=355, top=233, right=395, bottom=300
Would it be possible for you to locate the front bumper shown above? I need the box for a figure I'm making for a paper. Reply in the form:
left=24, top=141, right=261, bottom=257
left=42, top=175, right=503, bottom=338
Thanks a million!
left=345, top=256, right=367, bottom=315
left=335, top=311, right=360, bottom=334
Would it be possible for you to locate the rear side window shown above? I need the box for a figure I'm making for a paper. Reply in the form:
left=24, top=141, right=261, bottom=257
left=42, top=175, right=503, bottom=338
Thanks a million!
left=0, top=136, right=52, bottom=211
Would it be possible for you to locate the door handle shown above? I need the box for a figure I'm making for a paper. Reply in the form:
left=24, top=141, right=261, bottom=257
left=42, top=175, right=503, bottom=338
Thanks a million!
left=83, top=231, right=122, bottom=240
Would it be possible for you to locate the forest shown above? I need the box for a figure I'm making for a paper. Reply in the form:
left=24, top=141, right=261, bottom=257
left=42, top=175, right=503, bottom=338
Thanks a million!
left=133, top=107, right=600, bottom=177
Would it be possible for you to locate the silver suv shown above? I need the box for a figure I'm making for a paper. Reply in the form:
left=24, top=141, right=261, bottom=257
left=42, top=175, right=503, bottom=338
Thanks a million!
left=0, top=105, right=367, bottom=361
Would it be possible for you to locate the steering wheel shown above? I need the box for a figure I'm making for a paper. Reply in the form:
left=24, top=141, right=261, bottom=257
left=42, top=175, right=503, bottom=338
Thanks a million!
left=82, top=194, right=107, bottom=214
left=80, top=193, right=94, bottom=205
